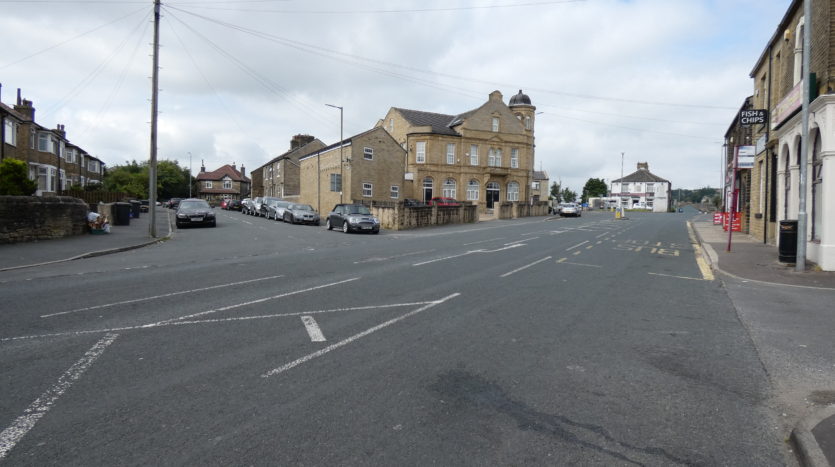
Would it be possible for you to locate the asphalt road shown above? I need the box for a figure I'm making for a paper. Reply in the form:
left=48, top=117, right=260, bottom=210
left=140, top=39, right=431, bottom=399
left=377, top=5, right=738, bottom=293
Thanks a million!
left=0, top=210, right=787, bottom=465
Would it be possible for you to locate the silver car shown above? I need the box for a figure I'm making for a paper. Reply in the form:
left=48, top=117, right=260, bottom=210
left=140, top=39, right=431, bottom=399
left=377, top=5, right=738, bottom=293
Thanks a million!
left=559, top=203, right=581, bottom=217
left=283, top=203, right=321, bottom=225
left=266, top=200, right=291, bottom=221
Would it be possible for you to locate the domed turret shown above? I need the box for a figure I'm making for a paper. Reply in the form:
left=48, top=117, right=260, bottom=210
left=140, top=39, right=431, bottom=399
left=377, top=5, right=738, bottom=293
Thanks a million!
left=509, top=89, right=531, bottom=106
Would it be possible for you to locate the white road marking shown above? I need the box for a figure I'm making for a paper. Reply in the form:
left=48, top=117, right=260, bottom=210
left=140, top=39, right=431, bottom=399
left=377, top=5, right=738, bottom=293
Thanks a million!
left=301, top=316, right=326, bottom=342
left=262, top=293, right=461, bottom=378
left=505, top=237, right=536, bottom=245
left=463, top=237, right=505, bottom=246
left=154, top=277, right=361, bottom=324
left=500, top=256, right=552, bottom=277
left=595, top=232, right=608, bottom=238
left=41, top=275, right=285, bottom=318
left=2, top=300, right=438, bottom=343
left=354, top=249, right=436, bottom=264
left=647, top=272, right=704, bottom=281
left=412, top=243, right=523, bottom=266
left=0, top=333, right=118, bottom=460
left=566, top=240, right=589, bottom=251
left=556, top=260, right=602, bottom=268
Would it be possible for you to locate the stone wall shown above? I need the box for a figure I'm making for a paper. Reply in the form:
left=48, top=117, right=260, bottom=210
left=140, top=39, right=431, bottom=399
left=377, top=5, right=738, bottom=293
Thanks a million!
left=0, top=196, right=89, bottom=244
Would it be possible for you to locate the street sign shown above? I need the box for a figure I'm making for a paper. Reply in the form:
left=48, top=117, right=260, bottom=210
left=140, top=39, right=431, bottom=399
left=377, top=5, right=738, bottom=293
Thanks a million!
left=739, top=109, right=767, bottom=126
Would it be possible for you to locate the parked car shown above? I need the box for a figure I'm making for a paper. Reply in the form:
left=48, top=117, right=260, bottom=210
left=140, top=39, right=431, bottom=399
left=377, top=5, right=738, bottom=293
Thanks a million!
left=219, top=199, right=230, bottom=210
left=241, top=198, right=254, bottom=215
left=326, top=204, right=380, bottom=234
left=227, top=199, right=242, bottom=211
left=403, top=198, right=425, bottom=207
left=559, top=203, right=581, bottom=217
left=175, top=198, right=216, bottom=228
left=428, top=197, right=461, bottom=206
left=260, top=197, right=283, bottom=218
left=251, top=197, right=264, bottom=216
left=167, top=198, right=183, bottom=209
left=284, top=203, right=320, bottom=225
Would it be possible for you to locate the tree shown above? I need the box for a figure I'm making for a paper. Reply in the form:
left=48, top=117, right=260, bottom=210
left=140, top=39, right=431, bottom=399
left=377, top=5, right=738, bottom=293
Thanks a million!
left=581, top=178, right=608, bottom=202
left=550, top=181, right=562, bottom=202
left=0, top=158, right=37, bottom=196
left=560, top=187, right=577, bottom=202
left=102, top=159, right=192, bottom=199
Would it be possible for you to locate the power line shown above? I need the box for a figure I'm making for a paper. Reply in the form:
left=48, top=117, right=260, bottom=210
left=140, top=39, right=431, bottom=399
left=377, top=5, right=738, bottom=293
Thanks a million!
left=167, top=0, right=586, bottom=14
left=166, top=4, right=736, bottom=111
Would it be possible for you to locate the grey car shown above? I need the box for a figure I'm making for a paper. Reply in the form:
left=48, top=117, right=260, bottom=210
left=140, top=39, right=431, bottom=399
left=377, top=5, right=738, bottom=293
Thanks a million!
left=266, top=200, right=291, bottom=221
left=326, top=204, right=380, bottom=234
left=284, top=203, right=321, bottom=225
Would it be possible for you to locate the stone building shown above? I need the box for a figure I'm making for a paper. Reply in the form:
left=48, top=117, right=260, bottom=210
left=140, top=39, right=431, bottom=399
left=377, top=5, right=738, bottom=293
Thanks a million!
left=377, top=90, right=537, bottom=213
left=253, top=134, right=325, bottom=200
left=531, top=170, right=550, bottom=202
left=299, top=126, right=406, bottom=213
left=1, top=88, right=105, bottom=195
left=748, top=0, right=834, bottom=270
left=610, top=163, right=671, bottom=213
left=195, top=162, right=250, bottom=203
left=723, top=96, right=756, bottom=234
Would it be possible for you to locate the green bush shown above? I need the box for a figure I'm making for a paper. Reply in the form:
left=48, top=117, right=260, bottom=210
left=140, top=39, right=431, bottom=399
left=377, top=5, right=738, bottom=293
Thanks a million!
left=0, top=158, right=37, bottom=196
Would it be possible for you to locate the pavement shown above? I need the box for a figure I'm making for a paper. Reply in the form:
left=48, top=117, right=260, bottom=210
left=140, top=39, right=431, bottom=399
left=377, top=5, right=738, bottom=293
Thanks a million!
left=690, top=212, right=835, bottom=467
left=0, top=207, right=832, bottom=466
left=0, top=206, right=172, bottom=272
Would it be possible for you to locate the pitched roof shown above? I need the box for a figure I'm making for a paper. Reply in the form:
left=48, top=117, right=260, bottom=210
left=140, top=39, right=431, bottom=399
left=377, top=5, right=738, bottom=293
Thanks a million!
left=613, top=167, right=669, bottom=183
left=196, top=164, right=250, bottom=182
left=533, top=171, right=548, bottom=181
left=299, top=127, right=394, bottom=162
left=394, top=108, right=461, bottom=136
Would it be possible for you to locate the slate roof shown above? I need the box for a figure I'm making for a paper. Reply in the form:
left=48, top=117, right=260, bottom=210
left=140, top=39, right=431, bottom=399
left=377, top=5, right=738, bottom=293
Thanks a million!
left=394, top=108, right=461, bottom=136
left=533, top=170, right=548, bottom=181
left=196, top=164, right=250, bottom=183
left=613, top=168, right=669, bottom=183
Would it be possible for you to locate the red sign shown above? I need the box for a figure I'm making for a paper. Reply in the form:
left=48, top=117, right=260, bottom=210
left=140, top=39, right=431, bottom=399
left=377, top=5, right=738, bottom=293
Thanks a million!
left=721, top=212, right=742, bottom=232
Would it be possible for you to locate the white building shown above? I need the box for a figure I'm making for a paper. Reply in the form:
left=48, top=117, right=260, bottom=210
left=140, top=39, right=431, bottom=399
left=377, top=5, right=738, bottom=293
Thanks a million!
left=610, top=162, right=671, bottom=213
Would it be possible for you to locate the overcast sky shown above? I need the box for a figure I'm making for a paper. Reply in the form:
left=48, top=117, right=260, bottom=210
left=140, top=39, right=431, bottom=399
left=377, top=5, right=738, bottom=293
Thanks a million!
left=1, top=0, right=791, bottom=193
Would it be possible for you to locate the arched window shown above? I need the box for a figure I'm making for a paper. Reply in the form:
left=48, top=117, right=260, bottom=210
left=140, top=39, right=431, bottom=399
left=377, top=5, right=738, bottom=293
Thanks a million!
left=812, top=130, right=823, bottom=240
left=507, top=182, right=520, bottom=202
left=443, top=178, right=457, bottom=199
left=467, top=180, right=479, bottom=201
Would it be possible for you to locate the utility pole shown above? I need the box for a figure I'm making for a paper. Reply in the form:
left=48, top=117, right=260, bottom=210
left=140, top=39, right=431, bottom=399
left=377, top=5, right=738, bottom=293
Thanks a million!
left=188, top=151, right=192, bottom=198
left=325, top=104, right=343, bottom=203
left=148, top=0, right=161, bottom=237
left=619, top=152, right=625, bottom=218
left=796, top=0, right=811, bottom=271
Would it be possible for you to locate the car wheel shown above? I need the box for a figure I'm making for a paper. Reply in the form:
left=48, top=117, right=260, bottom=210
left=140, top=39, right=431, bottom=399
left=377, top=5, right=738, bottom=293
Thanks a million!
left=342, top=221, right=349, bottom=233
left=210, top=220, right=216, bottom=227
left=373, top=230, right=379, bottom=235
left=326, top=219, right=332, bottom=230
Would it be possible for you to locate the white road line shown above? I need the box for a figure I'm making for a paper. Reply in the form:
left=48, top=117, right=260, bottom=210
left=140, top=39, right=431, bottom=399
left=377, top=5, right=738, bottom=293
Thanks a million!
left=463, top=237, right=505, bottom=246
left=2, top=301, right=437, bottom=343
left=566, top=240, right=589, bottom=251
left=412, top=243, right=523, bottom=266
left=301, top=316, right=326, bottom=342
left=556, top=260, right=602, bottom=268
left=500, top=256, right=552, bottom=277
left=354, top=249, right=436, bottom=264
left=647, top=272, right=704, bottom=281
left=262, top=293, right=461, bottom=378
left=0, top=333, right=118, bottom=461
left=154, top=277, right=361, bottom=324
left=505, top=237, right=536, bottom=245
left=41, top=275, right=285, bottom=318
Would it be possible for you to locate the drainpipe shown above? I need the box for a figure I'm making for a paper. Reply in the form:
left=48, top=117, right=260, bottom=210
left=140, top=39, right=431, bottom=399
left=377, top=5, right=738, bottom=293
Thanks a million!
left=764, top=46, right=772, bottom=244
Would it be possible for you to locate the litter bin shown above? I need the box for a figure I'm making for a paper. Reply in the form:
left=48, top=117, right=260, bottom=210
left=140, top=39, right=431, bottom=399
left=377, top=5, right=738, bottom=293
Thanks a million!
left=778, top=220, right=798, bottom=263
left=129, top=200, right=141, bottom=219
left=113, top=202, right=131, bottom=226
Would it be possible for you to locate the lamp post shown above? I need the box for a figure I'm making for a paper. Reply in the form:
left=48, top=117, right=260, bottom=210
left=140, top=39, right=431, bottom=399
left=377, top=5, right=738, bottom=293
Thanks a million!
left=620, top=152, right=625, bottom=218
left=325, top=104, right=343, bottom=203
left=187, top=151, right=192, bottom=198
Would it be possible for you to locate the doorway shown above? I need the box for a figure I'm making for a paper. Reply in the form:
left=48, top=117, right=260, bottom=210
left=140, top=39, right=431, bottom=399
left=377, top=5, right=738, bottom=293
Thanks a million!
left=486, top=182, right=500, bottom=209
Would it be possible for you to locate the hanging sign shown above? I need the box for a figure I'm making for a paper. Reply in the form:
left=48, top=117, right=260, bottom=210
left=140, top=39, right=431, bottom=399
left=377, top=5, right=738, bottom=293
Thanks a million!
left=739, top=109, right=767, bottom=126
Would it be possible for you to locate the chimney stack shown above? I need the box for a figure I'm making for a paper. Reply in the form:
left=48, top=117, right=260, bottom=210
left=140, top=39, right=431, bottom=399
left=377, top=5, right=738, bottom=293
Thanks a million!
left=637, top=162, right=649, bottom=171
left=240, top=165, right=246, bottom=177
left=200, top=159, right=206, bottom=173
left=291, top=134, right=315, bottom=150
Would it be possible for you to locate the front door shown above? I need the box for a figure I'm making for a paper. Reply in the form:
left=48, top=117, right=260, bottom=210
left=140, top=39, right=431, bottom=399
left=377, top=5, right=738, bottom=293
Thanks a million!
left=486, top=182, right=500, bottom=209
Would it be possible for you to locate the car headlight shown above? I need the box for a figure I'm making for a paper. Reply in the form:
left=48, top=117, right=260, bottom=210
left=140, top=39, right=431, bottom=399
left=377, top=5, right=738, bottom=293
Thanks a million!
left=348, top=216, right=360, bottom=224
left=177, top=213, right=187, bottom=219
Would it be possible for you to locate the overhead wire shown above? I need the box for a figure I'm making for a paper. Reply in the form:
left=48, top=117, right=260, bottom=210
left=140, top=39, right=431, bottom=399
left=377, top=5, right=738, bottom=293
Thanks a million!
left=75, top=10, right=153, bottom=140
left=165, top=0, right=587, bottom=15
left=40, top=9, right=153, bottom=120
left=0, top=6, right=149, bottom=70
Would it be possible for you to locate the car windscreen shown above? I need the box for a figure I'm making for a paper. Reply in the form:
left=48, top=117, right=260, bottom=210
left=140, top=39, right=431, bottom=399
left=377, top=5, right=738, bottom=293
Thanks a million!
left=179, top=201, right=209, bottom=210
left=293, top=205, right=313, bottom=211
left=346, top=205, right=371, bottom=215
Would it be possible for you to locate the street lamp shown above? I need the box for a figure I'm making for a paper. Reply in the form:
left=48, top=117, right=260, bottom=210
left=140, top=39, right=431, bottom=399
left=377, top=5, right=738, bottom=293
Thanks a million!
left=325, top=104, right=343, bottom=203
left=620, top=152, right=625, bottom=218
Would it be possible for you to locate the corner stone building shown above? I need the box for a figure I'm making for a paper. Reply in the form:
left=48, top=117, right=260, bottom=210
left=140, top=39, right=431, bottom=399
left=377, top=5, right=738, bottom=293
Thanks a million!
left=377, top=90, right=537, bottom=213
left=253, top=134, right=326, bottom=199
left=299, top=126, right=406, bottom=213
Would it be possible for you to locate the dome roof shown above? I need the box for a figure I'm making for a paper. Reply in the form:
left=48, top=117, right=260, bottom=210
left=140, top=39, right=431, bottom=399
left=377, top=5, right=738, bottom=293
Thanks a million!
left=509, top=89, right=531, bottom=106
